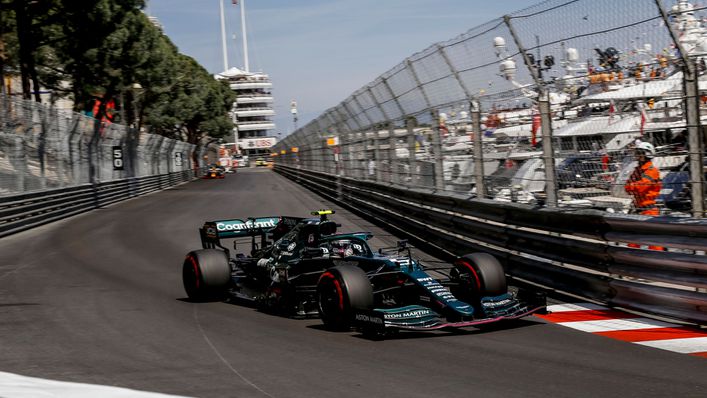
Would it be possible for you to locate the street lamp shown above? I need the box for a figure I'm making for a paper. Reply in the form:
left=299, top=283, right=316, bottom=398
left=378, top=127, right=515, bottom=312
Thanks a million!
left=290, top=99, right=298, bottom=131
left=131, top=83, right=143, bottom=130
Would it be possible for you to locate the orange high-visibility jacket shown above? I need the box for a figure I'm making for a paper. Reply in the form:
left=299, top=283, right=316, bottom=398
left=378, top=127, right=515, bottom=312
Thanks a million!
left=625, top=160, right=661, bottom=211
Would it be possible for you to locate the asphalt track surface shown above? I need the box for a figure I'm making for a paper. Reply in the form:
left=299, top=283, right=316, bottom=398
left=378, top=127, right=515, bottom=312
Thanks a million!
left=0, top=168, right=705, bottom=398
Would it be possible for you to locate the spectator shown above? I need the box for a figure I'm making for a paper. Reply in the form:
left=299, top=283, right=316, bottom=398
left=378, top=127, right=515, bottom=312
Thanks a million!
left=625, top=142, right=661, bottom=216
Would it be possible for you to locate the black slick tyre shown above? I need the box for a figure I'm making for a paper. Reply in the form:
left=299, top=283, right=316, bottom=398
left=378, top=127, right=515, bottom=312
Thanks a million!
left=182, top=249, right=231, bottom=301
left=317, top=266, right=373, bottom=330
left=451, top=252, right=507, bottom=299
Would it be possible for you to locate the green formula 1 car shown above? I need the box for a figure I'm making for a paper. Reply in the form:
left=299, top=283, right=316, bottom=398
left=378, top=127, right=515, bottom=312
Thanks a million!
left=182, top=210, right=546, bottom=338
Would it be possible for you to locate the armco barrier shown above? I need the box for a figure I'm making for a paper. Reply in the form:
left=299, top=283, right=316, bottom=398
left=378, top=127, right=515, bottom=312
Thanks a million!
left=0, top=169, right=202, bottom=238
left=275, top=164, right=707, bottom=325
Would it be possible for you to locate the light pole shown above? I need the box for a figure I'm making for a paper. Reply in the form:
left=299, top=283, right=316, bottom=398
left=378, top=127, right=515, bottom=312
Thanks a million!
left=495, top=29, right=558, bottom=206
left=290, top=100, right=298, bottom=132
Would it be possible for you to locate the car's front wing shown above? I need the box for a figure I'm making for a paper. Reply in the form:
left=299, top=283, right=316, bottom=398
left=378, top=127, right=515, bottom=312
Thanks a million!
left=352, top=304, right=546, bottom=332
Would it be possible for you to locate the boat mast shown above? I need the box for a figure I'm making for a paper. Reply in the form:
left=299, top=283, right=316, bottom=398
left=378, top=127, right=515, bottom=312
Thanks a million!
left=219, top=0, right=229, bottom=71
left=240, top=0, right=250, bottom=72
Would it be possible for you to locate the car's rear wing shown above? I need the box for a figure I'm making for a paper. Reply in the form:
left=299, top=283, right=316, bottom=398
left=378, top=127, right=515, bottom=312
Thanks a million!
left=199, top=215, right=310, bottom=248
left=201, top=217, right=281, bottom=240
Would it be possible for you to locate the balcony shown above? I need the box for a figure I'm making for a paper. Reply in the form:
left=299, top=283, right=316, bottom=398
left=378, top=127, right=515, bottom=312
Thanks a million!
left=229, top=81, right=272, bottom=90
left=237, top=121, right=276, bottom=131
left=236, top=95, right=274, bottom=104
left=235, top=108, right=275, bottom=117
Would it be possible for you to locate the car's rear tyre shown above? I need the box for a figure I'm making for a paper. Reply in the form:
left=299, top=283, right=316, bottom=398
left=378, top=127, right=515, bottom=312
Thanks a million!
left=317, top=266, right=373, bottom=331
left=451, top=253, right=507, bottom=301
left=182, top=249, right=231, bottom=301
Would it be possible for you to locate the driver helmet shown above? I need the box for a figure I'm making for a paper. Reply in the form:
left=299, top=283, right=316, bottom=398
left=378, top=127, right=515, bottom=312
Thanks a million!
left=329, top=240, right=362, bottom=258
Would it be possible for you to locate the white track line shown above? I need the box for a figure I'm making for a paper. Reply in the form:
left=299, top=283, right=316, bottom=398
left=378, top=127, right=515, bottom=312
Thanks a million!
left=540, top=303, right=707, bottom=357
left=193, top=306, right=275, bottom=398
left=546, top=303, right=607, bottom=312
left=554, top=317, right=679, bottom=333
left=0, top=371, right=192, bottom=398
left=636, top=337, right=707, bottom=353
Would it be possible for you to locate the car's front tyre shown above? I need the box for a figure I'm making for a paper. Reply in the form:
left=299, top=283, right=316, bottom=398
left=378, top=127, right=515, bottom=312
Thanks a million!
left=317, top=266, right=373, bottom=330
left=451, top=252, right=507, bottom=303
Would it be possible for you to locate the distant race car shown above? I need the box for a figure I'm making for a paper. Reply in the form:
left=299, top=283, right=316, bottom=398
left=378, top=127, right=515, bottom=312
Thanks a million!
left=182, top=210, right=546, bottom=338
left=203, top=164, right=226, bottom=179
left=254, top=157, right=267, bottom=167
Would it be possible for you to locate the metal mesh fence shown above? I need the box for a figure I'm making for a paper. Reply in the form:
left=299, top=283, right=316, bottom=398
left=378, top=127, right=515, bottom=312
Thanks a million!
left=274, top=0, right=707, bottom=218
left=1, top=94, right=205, bottom=196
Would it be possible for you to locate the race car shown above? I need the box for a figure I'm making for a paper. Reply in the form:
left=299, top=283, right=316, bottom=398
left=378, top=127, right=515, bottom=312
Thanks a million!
left=203, top=164, right=226, bottom=179
left=182, top=210, right=546, bottom=338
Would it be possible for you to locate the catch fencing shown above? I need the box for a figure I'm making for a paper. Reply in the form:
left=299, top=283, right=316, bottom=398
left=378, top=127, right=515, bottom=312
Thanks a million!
left=274, top=0, right=707, bottom=219
left=273, top=0, right=707, bottom=323
left=0, top=94, right=218, bottom=236
left=0, top=94, right=213, bottom=196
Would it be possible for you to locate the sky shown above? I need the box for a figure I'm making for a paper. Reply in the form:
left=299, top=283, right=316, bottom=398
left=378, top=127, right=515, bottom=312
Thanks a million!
left=146, top=0, right=541, bottom=138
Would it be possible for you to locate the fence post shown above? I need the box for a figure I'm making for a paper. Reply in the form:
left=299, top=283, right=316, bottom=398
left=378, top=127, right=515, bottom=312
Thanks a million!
left=406, top=116, right=418, bottom=186
left=365, top=86, right=396, bottom=184
left=334, top=129, right=343, bottom=199
left=471, top=99, right=485, bottom=197
left=373, top=125, right=383, bottom=182
left=316, top=122, right=327, bottom=173
left=351, top=131, right=366, bottom=180
left=305, top=129, right=315, bottom=172
left=12, top=136, right=26, bottom=192
left=334, top=111, right=354, bottom=178
left=655, top=0, right=704, bottom=217
left=166, top=138, right=177, bottom=176
left=36, top=103, right=47, bottom=189
left=88, top=118, right=102, bottom=184
left=343, top=131, right=352, bottom=179
left=431, top=110, right=445, bottom=192
left=68, top=117, right=81, bottom=185
left=388, top=122, right=397, bottom=184
left=54, top=109, right=66, bottom=189
left=407, top=58, right=441, bottom=190
left=684, top=63, right=704, bottom=217
left=406, top=59, right=433, bottom=111
left=437, top=43, right=474, bottom=100
left=342, top=102, right=363, bottom=131
left=504, top=15, right=557, bottom=207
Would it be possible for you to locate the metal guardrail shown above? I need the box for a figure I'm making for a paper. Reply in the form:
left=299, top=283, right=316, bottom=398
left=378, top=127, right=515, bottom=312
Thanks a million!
left=275, top=164, right=707, bottom=325
left=0, top=168, right=203, bottom=238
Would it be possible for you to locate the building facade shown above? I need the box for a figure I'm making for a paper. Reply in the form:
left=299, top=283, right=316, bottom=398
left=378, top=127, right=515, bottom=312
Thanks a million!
left=216, top=67, right=277, bottom=158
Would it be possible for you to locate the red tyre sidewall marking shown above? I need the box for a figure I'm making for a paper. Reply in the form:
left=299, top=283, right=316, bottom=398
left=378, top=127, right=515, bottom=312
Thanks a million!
left=455, top=260, right=481, bottom=291
left=188, top=255, right=200, bottom=289
left=320, top=272, right=344, bottom=311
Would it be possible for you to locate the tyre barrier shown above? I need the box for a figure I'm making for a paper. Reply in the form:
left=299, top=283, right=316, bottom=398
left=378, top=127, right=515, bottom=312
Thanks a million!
left=0, top=169, right=202, bottom=238
left=275, top=164, right=707, bottom=325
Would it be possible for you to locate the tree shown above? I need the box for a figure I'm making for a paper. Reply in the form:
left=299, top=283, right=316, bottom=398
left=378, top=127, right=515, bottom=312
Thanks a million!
left=53, top=0, right=144, bottom=114
left=2, top=0, right=234, bottom=156
left=0, top=1, right=18, bottom=97
left=147, top=54, right=234, bottom=145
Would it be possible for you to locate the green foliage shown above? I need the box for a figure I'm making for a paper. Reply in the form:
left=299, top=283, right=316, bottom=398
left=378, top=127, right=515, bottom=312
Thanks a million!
left=1, top=0, right=234, bottom=143
left=0, top=1, right=20, bottom=73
